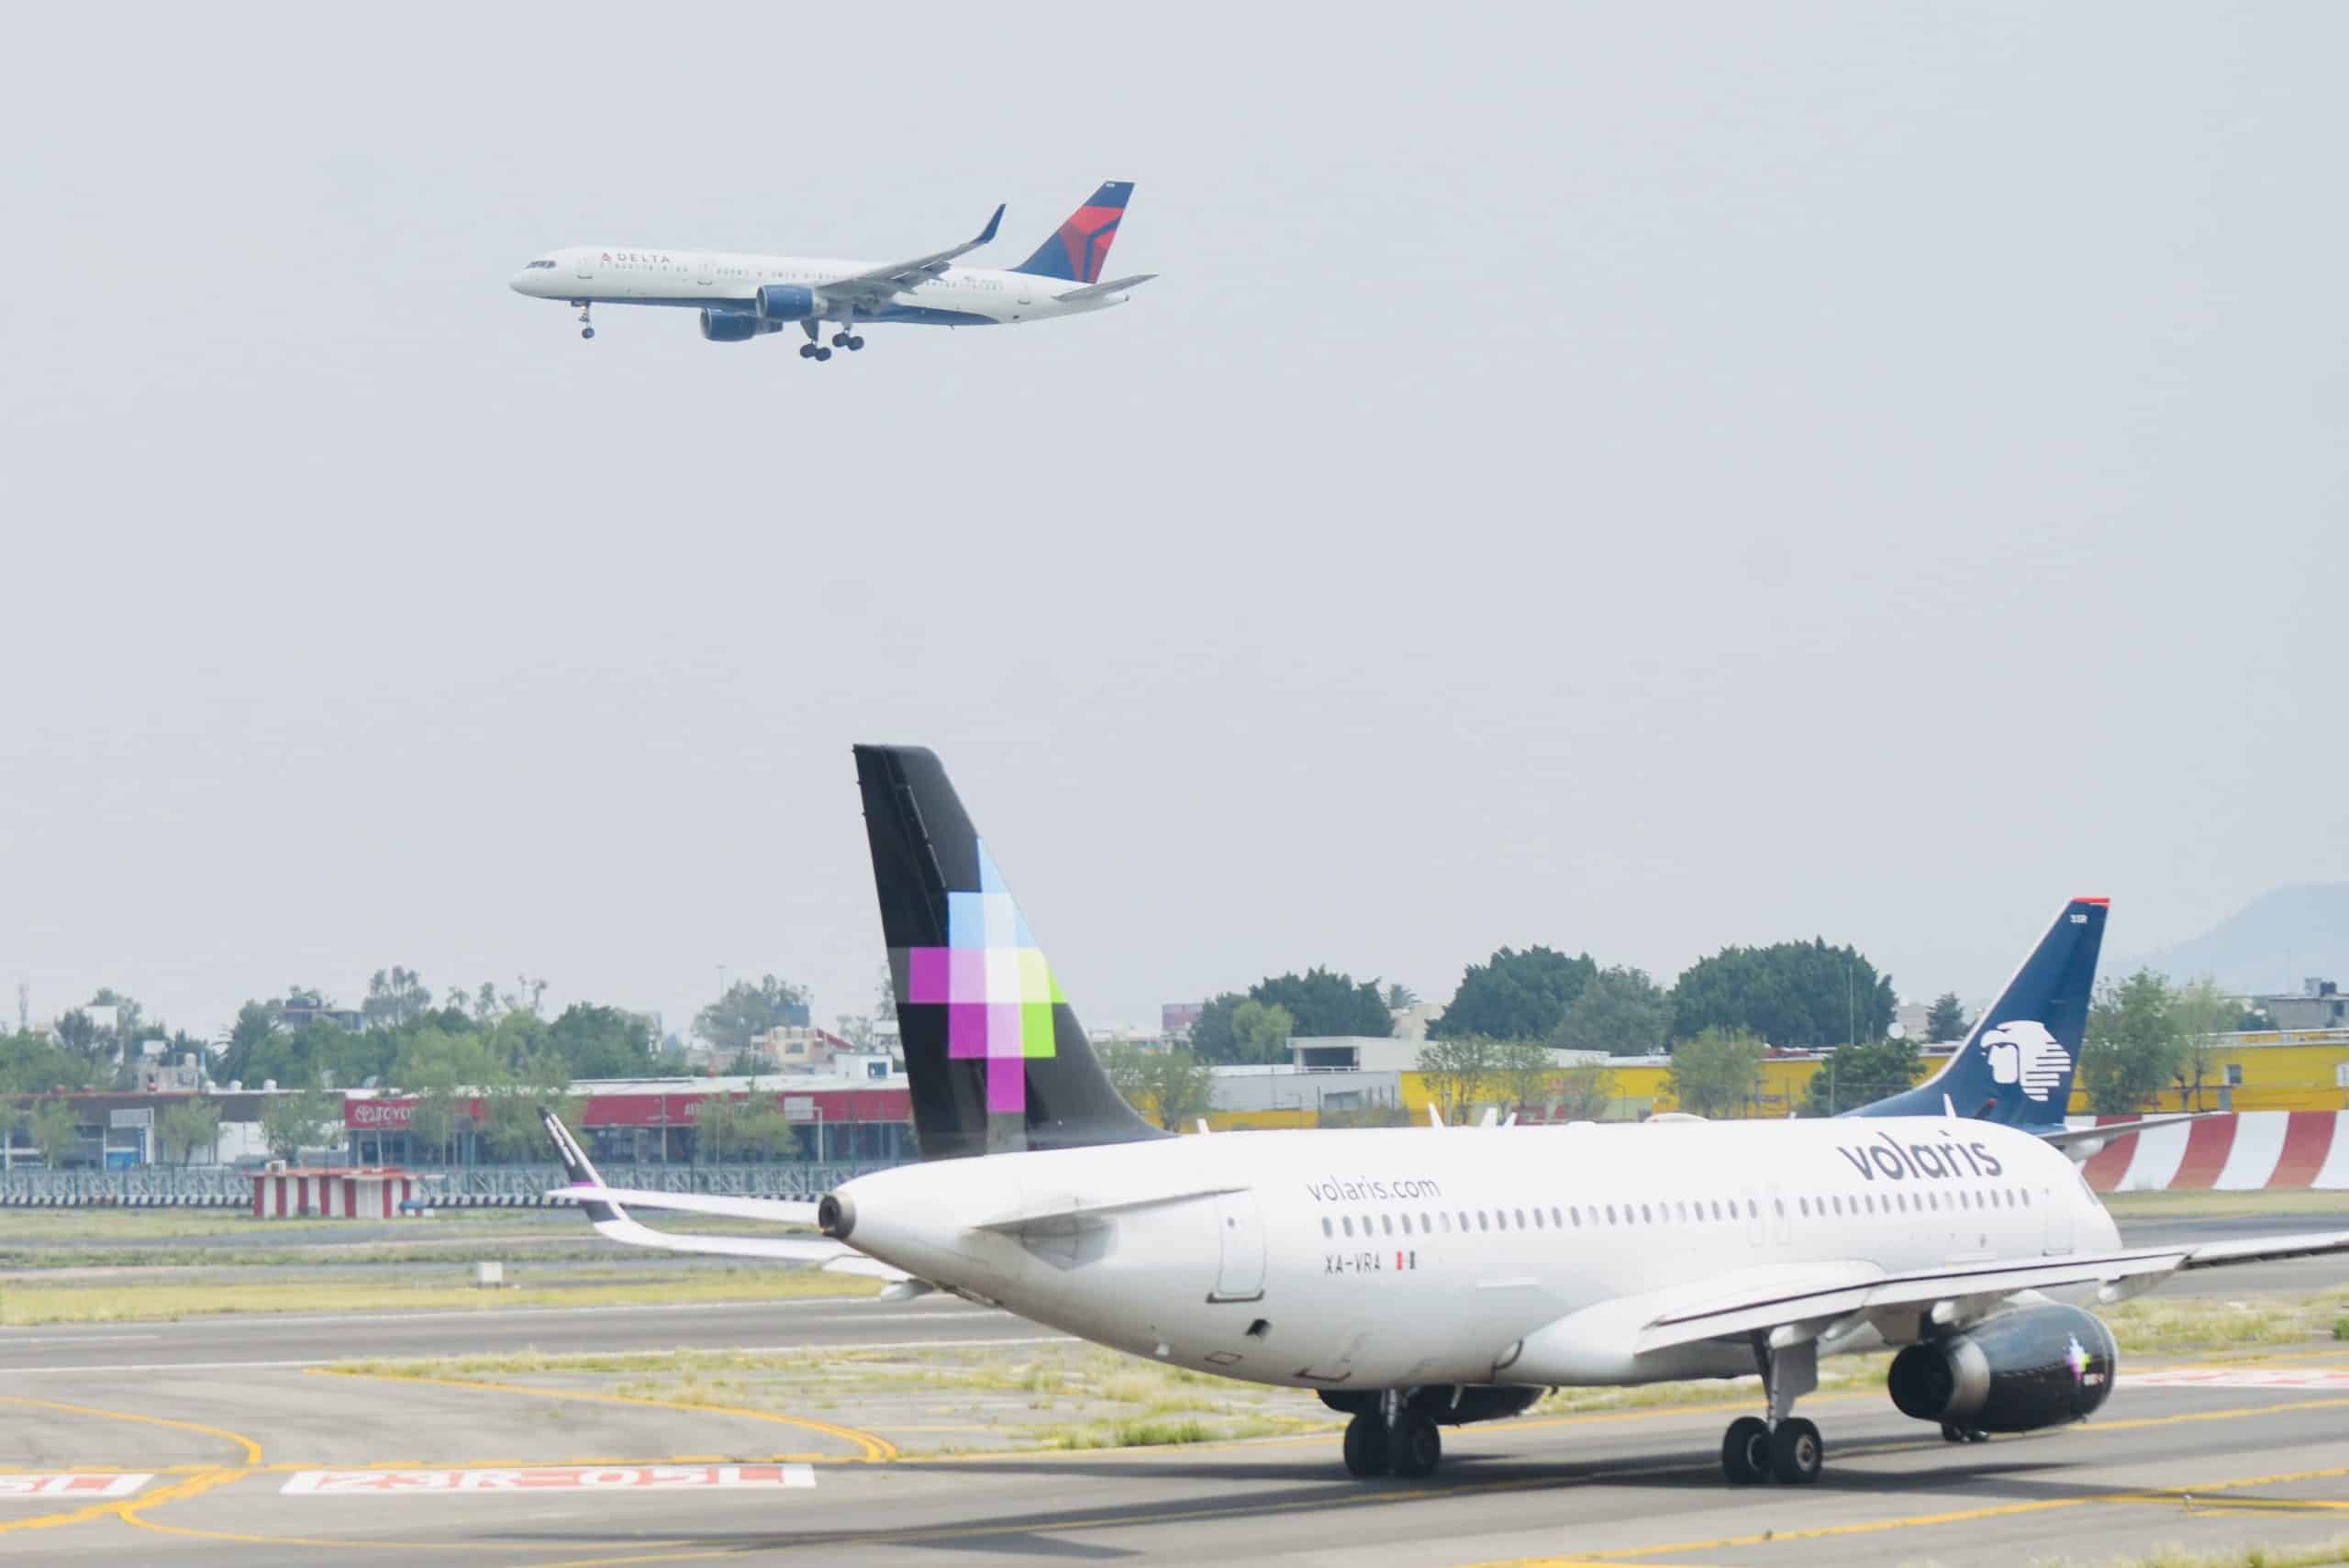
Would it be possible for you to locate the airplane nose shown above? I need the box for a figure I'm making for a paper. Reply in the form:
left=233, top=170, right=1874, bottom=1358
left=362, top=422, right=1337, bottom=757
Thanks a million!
left=509, top=271, right=532, bottom=295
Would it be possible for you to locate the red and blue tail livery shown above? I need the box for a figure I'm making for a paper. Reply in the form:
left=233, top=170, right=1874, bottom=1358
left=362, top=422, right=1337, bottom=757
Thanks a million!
left=1012, top=181, right=1134, bottom=284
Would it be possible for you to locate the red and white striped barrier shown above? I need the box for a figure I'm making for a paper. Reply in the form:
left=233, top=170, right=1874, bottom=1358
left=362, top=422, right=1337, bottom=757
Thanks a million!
left=251, top=1168, right=418, bottom=1218
left=2068, top=1113, right=2349, bottom=1192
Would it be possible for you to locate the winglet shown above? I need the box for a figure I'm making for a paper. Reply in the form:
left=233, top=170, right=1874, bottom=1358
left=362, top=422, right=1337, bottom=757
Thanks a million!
left=1429, top=1104, right=1445, bottom=1129
left=541, top=1109, right=626, bottom=1225
left=977, top=203, right=1004, bottom=246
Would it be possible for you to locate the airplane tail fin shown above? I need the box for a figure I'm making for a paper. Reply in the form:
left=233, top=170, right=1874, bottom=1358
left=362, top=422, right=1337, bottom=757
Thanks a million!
left=1010, top=181, right=1134, bottom=283
left=1844, top=897, right=2108, bottom=1129
left=854, top=745, right=1169, bottom=1160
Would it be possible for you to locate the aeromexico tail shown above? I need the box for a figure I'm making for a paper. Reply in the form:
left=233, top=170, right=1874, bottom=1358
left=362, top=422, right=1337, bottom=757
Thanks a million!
left=547, top=748, right=2349, bottom=1488
left=508, top=183, right=1155, bottom=360
left=1842, top=896, right=2204, bottom=1151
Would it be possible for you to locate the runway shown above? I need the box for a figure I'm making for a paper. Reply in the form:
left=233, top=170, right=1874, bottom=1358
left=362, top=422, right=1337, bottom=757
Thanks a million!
left=6, top=1211, right=2349, bottom=1564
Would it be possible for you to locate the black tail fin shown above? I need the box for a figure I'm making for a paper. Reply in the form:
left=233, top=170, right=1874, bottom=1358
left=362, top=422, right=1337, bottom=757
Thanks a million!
left=855, top=745, right=1168, bottom=1161
left=1844, top=897, right=2108, bottom=1129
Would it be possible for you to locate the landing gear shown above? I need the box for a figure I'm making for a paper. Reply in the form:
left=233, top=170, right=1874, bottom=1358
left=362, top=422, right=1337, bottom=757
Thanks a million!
left=1942, top=1422, right=1990, bottom=1444
left=1340, top=1393, right=1442, bottom=1480
left=830, top=330, right=865, bottom=350
left=1721, top=1336, right=1824, bottom=1485
left=798, top=320, right=834, bottom=362
left=576, top=303, right=594, bottom=340
left=1721, top=1416, right=1771, bottom=1484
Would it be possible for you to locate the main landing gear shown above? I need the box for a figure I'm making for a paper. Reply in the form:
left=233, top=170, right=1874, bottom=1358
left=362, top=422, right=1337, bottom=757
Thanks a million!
left=1341, top=1390, right=1442, bottom=1480
left=575, top=302, right=595, bottom=340
left=1721, top=1337, right=1823, bottom=1485
left=829, top=329, right=866, bottom=351
left=796, top=319, right=831, bottom=361
left=1942, top=1422, right=1990, bottom=1444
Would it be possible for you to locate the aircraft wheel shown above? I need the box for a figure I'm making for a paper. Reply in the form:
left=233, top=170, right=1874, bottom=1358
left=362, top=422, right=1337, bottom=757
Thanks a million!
left=1721, top=1417, right=1770, bottom=1484
left=1769, top=1418, right=1822, bottom=1485
left=581, top=328, right=595, bottom=339
left=798, top=343, right=815, bottom=360
left=847, top=335, right=865, bottom=350
left=831, top=332, right=850, bottom=348
left=1341, top=1411, right=1391, bottom=1478
left=814, top=347, right=832, bottom=361
left=1386, top=1413, right=1441, bottom=1479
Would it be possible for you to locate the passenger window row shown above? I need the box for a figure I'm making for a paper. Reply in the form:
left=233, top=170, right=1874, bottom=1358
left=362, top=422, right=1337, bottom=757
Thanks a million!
left=1318, top=1186, right=2034, bottom=1240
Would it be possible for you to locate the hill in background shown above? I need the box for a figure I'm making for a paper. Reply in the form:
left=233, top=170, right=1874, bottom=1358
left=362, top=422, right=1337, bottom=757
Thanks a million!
left=2131, top=884, right=2349, bottom=995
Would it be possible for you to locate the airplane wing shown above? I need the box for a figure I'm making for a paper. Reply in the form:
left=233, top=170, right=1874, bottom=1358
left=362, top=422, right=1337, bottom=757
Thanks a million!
left=1631, top=1229, right=2349, bottom=1355
left=537, top=1109, right=907, bottom=1278
left=2038, top=1113, right=2212, bottom=1151
left=818, top=204, right=1004, bottom=311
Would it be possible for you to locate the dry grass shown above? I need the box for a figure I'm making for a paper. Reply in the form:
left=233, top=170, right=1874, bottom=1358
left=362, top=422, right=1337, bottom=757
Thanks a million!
left=2035, top=1535, right=2349, bottom=1568
left=0, top=1266, right=879, bottom=1325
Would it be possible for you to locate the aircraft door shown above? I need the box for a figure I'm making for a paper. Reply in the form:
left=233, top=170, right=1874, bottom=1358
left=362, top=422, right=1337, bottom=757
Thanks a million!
left=573, top=255, right=595, bottom=283
left=693, top=252, right=716, bottom=288
left=2043, top=1184, right=2075, bottom=1255
left=1209, top=1190, right=1266, bottom=1303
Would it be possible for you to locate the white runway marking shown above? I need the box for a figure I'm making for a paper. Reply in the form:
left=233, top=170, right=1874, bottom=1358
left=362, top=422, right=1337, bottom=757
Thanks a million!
left=0, top=1473, right=151, bottom=1499
left=282, top=1463, right=815, bottom=1495
left=2132, top=1365, right=2349, bottom=1390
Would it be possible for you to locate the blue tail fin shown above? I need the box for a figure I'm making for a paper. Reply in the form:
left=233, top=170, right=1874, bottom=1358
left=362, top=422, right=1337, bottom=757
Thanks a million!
left=1844, top=897, right=2108, bottom=1128
left=1010, top=181, right=1133, bottom=283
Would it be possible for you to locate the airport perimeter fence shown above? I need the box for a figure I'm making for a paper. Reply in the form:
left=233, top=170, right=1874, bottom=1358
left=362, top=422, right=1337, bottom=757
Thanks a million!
left=0, top=1160, right=901, bottom=1209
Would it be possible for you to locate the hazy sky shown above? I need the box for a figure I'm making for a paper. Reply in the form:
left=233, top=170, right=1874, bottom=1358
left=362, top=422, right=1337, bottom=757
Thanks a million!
left=4, top=4, right=2342, bottom=1044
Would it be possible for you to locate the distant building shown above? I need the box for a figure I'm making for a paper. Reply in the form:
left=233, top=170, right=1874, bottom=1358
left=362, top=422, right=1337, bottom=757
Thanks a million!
left=281, top=1002, right=364, bottom=1032
left=1161, top=1002, right=1202, bottom=1040
left=2260, top=979, right=2347, bottom=1031
left=1387, top=1002, right=1445, bottom=1042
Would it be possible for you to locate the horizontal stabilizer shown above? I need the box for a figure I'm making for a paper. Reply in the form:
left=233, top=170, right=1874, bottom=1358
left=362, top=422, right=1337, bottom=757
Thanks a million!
left=2039, top=1113, right=2213, bottom=1154
left=1054, top=273, right=1157, bottom=304
left=548, top=1185, right=819, bottom=1228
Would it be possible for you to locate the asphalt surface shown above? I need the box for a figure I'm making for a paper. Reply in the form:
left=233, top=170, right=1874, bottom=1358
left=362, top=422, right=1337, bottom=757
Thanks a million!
left=6, top=1211, right=2349, bottom=1564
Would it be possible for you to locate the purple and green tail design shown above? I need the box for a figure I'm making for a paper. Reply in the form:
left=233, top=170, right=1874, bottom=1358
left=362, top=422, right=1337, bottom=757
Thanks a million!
left=902, top=840, right=1063, bottom=1115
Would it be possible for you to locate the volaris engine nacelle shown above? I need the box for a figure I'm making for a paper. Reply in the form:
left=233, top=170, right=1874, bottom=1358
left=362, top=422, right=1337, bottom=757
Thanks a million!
left=1887, top=1303, right=2117, bottom=1433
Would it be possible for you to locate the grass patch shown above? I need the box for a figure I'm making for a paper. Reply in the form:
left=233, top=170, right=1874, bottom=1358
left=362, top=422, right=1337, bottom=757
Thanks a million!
left=0, top=1266, right=880, bottom=1325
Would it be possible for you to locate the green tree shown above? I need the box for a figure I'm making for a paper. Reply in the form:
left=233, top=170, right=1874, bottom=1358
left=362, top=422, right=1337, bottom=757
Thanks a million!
left=1249, top=969, right=1392, bottom=1039
left=54, top=1009, right=98, bottom=1055
left=362, top=967, right=434, bottom=1031
left=1924, top=992, right=1970, bottom=1044
left=1548, top=966, right=1672, bottom=1055
left=1101, top=1042, right=1215, bottom=1132
left=480, top=1054, right=578, bottom=1162
left=157, top=1098, right=223, bottom=1165
left=547, top=1005, right=658, bottom=1079
left=1670, top=940, right=1894, bottom=1047
left=1666, top=1027, right=1767, bottom=1118
left=28, top=1100, right=82, bottom=1169
left=692, top=1093, right=753, bottom=1162
left=1804, top=1037, right=1922, bottom=1117
left=1433, top=947, right=1597, bottom=1041
left=1494, top=1040, right=1558, bottom=1115
left=1553, top=1062, right=1617, bottom=1121
left=0, top=1031, right=102, bottom=1094
left=260, top=1087, right=340, bottom=1162
left=1416, top=1035, right=1499, bottom=1123
left=2078, top=971, right=2185, bottom=1115
left=692, top=975, right=808, bottom=1056
left=2166, top=975, right=2239, bottom=1112
left=1230, top=1001, right=1295, bottom=1065
left=215, top=1000, right=284, bottom=1085
left=1384, top=984, right=1419, bottom=1010
left=406, top=1069, right=470, bottom=1166
left=1186, top=993, right=1247, bottom=1062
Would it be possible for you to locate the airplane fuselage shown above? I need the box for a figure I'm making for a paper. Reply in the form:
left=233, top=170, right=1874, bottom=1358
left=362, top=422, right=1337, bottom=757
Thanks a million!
left=509, top=246, right=1133, bottom=328
left=831, top=1117, right=2117, bottom=1394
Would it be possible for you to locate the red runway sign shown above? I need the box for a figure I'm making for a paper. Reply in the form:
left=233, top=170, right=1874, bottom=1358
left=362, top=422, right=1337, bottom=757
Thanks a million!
left=0, top=1473, right=152, bottom=1499
left=281, top=1463, right=816, bottom=1496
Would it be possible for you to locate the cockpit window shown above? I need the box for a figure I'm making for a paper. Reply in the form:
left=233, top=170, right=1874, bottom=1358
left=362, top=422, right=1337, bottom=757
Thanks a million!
left=525, top=260, right=556, bottom=269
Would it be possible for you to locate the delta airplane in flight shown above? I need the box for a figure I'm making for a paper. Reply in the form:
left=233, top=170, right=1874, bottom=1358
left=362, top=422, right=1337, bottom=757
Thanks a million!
left=508, top=183, right=1153, bottom=361
left=546, top=749, right=2349, bottom=1488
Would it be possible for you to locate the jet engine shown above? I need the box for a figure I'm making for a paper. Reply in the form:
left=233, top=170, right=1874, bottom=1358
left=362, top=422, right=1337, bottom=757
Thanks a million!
left=1887, top=1303, right=2116, bottom=1433
left=1318, top=1385, right=1542, bottom=1427
left=699, top=310, right=772, bottom=343
left=755, top=284, right=818, bottom=322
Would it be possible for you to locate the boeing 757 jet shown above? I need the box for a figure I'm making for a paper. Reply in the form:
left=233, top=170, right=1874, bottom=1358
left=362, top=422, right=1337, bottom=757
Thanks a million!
left=508, top=183, right=1152, bottom=361
left=547, top=749, right=2349, bottom=1487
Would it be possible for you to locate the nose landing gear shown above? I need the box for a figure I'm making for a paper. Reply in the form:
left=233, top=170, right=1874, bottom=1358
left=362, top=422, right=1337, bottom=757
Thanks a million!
left=576, top=303, right=595, bottom=340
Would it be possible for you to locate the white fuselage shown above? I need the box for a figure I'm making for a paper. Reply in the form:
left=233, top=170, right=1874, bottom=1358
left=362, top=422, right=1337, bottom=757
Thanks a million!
left=508, top=246, right=1130, bottom=328
left=833, top=1118, right=2116, bottom=1393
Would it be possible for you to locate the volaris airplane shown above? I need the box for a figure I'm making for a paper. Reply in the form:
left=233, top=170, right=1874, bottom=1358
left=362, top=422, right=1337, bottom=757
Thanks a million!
left=545, top=748, right=2347, bottom=1487
left=508, top=183, right=1152, bottom=360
